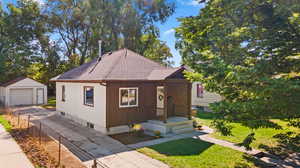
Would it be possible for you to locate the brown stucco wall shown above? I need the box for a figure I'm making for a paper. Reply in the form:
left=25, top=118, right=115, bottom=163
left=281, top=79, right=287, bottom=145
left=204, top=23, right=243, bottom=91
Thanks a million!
left=106, top=80, right=190, bottom=128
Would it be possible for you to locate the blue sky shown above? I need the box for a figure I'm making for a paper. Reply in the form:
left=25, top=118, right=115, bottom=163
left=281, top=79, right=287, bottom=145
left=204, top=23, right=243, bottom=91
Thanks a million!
left=157, top=0, right=204, bottom=66
left=2, top=0, right=203, bottom=66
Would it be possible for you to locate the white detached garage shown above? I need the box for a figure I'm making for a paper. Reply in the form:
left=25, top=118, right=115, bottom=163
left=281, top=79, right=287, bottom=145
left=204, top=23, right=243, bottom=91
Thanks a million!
left=0, top=77, right=47, bottom=107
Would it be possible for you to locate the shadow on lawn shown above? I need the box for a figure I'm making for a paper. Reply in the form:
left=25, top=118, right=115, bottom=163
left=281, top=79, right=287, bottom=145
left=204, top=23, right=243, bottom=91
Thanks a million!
left=234, top=154, right=270, bottom=168
left=148, top=138, right=213, bottom=156
left=259, top=131, right=300, bottom=159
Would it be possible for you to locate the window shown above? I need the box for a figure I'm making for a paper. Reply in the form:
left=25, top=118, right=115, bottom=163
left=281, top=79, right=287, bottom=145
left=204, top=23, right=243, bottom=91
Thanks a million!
left=87, top=122, right=94, bottom=129
left=119, top=88, right=138, bottom=107
left=84, top=86, right=94, bottom=106
left=197, top=84, right=204, bottom=98
left=62, top=85, right=66, bottom=102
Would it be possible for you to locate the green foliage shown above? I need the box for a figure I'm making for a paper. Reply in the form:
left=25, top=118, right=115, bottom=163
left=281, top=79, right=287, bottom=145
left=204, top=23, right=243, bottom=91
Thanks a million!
left=0, top=0, right=45, bottom=82
left=0, top=0, right=175, bottom=92
left=176, top=0, right=300, bottom=146
left=153, top=130, right=162, bottom=138
left=45, top=0, right=175, bottom=66
left=212, top=120, right=233, bottom=136
left=196, top=112, right=300, bottom=153
left=141, top=34, right=174, bottom=66
left=0, top=115, right=12, bottom=132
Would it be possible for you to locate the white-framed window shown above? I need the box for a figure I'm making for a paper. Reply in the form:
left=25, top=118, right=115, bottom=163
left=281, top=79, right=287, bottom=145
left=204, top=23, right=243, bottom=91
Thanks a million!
left=62, top=85, right=66, bottom=102
left=197, top=84, right=204, bottom=98
left=84, top=86, right=94, bottom=106
left=119, top=87, right=138, bottom=107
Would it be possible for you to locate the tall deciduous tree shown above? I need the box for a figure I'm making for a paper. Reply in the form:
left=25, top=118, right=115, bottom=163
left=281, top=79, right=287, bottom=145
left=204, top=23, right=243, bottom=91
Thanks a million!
left=0, top=0, right=45, bottom=82
left=45, top=0, right=175, bottom=66
left=176, top=0, right=300, bottom=147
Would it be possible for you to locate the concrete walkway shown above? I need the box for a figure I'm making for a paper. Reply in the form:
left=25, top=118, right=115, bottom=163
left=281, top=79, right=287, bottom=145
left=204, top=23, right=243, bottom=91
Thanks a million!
left=127, top=125, right=297, bottom=168
left=128, top=131, right=203, bottom=149
left=0, top=125, right=34, bottom=168
left=12, top=106, right=169, bottom=168
left=196, top=126, right=296, bottom=168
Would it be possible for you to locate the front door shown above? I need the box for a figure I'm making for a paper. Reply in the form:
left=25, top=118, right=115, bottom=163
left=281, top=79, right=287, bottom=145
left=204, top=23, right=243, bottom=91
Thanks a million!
left=37, top=88, right=44, bottom=104
left=156, top=86, right=164, bottom=116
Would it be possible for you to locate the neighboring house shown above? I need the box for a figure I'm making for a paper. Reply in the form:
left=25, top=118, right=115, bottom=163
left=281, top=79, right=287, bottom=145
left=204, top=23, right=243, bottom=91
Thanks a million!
left=0, top=77, right=47, bottom=107
left=191, top=82, right=222, bottom=111
left=51, top=49, right=193, bottom=135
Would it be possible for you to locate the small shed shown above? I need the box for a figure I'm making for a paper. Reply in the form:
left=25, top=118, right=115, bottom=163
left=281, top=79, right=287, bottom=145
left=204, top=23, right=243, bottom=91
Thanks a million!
left=0, top=77, right=47, bottom=107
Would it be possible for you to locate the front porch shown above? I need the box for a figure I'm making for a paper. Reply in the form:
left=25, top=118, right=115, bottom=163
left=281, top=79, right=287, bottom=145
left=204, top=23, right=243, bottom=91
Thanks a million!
left=141, top=117, right=194, bottom=135
left=154, top=80, right=192, bottom=123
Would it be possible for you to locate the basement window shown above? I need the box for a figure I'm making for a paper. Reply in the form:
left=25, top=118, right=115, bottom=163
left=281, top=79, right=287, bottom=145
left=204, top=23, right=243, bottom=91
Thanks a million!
left=119, top=88, right=138, bottom=107
left=87, top=122, right=94, bottom=129
left=84, top=86, right=94, bottom=106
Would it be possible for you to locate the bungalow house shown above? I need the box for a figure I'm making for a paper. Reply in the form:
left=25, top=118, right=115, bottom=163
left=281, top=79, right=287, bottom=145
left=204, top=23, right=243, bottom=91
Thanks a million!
left=192, top=82, right=222, bottom=111
left=51, top=49, right=193, bottom=135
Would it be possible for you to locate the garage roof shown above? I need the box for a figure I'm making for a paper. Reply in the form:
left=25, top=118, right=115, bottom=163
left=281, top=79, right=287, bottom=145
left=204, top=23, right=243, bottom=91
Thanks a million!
left=0, top=76, right=27, bottom=87
left=0, top=77, right=45, bottom=87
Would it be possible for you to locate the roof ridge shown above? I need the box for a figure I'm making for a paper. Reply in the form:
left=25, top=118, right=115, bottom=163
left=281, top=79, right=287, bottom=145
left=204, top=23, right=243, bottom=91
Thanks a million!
left=103, top=49, right=127, bottom=79
left=125, top=49, right=167, bottom=68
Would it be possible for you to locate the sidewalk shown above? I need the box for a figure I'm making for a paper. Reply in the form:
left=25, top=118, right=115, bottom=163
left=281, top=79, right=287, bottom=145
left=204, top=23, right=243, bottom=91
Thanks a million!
left=0, top=125, right=34, bottom=168
left=12, top=106, right=170, bottom=168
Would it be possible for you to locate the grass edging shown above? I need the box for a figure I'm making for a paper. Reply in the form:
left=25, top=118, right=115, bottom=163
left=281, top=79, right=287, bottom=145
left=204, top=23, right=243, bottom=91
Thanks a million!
left=0, top=115, right=12, bottom=131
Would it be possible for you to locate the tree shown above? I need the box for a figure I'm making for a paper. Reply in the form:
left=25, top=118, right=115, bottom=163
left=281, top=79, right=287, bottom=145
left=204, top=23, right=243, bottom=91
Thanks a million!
left=176, top=0, right=300, bottom=146
left=45, top=0, right=175, bottom=66
left=0, top=0, right=46, bottom=82
left=141, top=32, right=173, bottom=66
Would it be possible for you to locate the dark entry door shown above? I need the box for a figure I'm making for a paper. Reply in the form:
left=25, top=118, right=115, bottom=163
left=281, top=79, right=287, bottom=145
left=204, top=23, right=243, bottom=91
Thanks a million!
left=167, top=96, right=174, bottom=117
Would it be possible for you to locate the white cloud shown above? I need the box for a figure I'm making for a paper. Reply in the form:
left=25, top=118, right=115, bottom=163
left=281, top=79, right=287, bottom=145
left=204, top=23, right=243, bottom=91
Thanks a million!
left=177, top=0, right=202, bottom=7
left=187, top=0, right=201, bottom=6
left=163, top=29, right=175, bottom=36
left=25, top=0, right=45, bottom=6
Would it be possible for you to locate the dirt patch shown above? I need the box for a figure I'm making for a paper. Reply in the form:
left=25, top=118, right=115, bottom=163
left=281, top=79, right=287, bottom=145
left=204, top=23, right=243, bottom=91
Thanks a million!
left=11, top=129, right=58, bottom=168
left=110, top=132, right=156, bottom=145
left=3, top=113, right=86, bottom=168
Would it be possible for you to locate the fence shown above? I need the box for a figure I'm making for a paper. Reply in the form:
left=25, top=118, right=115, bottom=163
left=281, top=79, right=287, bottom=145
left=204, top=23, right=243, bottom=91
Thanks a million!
left=4, top=108, right=109, bottom=168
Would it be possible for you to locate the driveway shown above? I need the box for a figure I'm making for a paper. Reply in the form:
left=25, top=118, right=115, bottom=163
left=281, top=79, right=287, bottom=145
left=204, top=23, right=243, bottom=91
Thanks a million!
left=12, top=106, right=169, bottom=168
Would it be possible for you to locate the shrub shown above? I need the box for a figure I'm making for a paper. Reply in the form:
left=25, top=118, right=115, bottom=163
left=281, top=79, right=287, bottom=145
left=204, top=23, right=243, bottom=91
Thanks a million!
left=154, top=130, right=161, bottom=138
left=132, top=124, right=144, bottom=137
left=193, top=119, right=202, bottom=130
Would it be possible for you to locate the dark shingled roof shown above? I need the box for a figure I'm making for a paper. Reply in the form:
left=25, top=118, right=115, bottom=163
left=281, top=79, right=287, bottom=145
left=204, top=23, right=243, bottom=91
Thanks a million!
left=51, top=49, right=183, bottom=81
left=0, top=76, right=27, bottom=87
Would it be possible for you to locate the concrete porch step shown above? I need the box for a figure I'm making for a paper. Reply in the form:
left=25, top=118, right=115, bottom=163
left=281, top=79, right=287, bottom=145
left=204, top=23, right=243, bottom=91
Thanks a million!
left=147, top=119, right=192, bottom=126
left=172, top=127, right=194, bottom=134
left=171, top=123, right=193, bottom=131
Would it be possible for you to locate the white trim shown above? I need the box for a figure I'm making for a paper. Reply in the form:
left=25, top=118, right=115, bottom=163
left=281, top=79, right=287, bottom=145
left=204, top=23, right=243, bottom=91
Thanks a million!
left=119, top=87, right=139, bottom=108
left=84, top=86, right=94, bottom=106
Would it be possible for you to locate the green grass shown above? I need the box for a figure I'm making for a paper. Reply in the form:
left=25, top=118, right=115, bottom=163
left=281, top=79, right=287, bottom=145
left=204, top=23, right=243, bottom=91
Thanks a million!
left=138, top=138, right=262, bottom=168
left=195, top=112, right=300, bottom=152
left=0, top=115, right=12, bottom=132
left=42, top=97, right=56, bottom=109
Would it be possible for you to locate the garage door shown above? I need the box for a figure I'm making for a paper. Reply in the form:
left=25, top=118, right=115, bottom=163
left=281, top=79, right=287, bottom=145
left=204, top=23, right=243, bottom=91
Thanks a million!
left=10, top=89, right=33, bottom=106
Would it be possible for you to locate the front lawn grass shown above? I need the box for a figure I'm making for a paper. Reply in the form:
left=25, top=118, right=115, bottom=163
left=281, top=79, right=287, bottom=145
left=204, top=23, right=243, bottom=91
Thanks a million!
left=195, top=111, right=300, bottom=152
left=0, top=115, right=12, bottom=132
left=42, top=97, right=56, bottom=109
left=138, top=138, right=263, bottom=168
